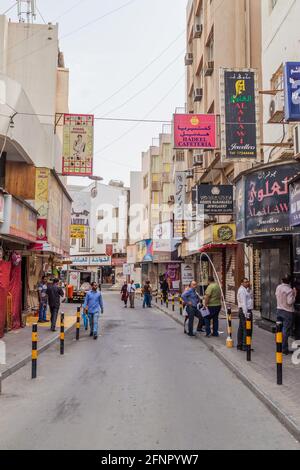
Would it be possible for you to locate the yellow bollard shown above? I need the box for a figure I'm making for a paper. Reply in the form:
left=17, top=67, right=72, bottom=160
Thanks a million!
left=226, top=307, right=234, bottom=349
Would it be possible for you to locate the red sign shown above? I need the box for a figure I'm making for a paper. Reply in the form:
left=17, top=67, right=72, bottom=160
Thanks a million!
left=106, top=244, right=113, bottom=257
left=37, top=219, right=47, bottom=241
left=173, top=114, right=217, bottom=149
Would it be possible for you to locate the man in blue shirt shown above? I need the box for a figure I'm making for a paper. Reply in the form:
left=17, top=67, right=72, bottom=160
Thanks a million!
left=83, top=282, right=104, bottom=340
left=182, top=281, right=203, bottom=337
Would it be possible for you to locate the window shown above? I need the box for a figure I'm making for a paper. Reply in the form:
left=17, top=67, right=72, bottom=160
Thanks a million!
left=112, top=233, right=119, bottom=243
left=97, top=210, right=104, bottom=220
left=80, top=238, right=86, bottom=249
left=113, top=207, right=119, bottom=218
left=97, top=236, right=103, bottom=245
left=71, top=238, right=77, bottom=246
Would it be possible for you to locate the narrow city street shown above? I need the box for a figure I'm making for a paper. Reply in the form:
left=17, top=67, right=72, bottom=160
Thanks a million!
left=0, top=292, right=298, bottom=451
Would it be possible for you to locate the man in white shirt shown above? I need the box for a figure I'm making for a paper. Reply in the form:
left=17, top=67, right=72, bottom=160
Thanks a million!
left=276, top=275, right=297, bottom=355
left=237, top=278, right=253, bottom=351
left=127, top=280, right=137, bottom=309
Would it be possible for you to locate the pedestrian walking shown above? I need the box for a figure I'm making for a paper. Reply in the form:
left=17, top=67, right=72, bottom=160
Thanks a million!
left=237, top=278, right=254, bottom=351
left=182, top=281, right=204, bottom=337
left=121, top=282, right=129, bottom=308
left=37, top=275, right=48, bottom=323
left=275, top=275, right=297, bottom=355
left=83, top=282, right=104, bottom=340
left=142, top=280, right=152, bottom=308
left=127, top=281, right=136, bottom=308
left=46, top=279, right=65, bottom=332
left=203, top=276, right=222, bottom=337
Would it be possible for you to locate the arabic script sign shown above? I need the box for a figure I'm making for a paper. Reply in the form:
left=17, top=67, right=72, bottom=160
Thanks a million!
left=173, top=114, right=217, bottom=149
left=62, top=114, right=94, bottom=176
left=193, top=185, right=233, bottom=215
left=284, top=62, right=300, bottom=122
left=220, top=69, right=259, bottom=161
left=241, top=164, right=300, bottom=238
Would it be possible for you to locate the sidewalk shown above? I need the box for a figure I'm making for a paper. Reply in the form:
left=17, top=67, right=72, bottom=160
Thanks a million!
left=0, top=303, right=78, bottom=381
left=152, top=298, right=300, bottom=441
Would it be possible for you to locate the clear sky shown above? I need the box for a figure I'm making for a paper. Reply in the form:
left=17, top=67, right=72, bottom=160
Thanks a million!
left=3, top=0, right=187, bottom=186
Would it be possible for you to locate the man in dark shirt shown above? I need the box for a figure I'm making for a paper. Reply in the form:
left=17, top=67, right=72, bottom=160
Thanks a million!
left=47, top=279, right=65, bottom=331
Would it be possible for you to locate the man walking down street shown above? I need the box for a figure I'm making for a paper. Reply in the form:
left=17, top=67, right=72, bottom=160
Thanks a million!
left=161, top=278, right=169, bottom=304
left=276, top=275, right=297, bottom=355
left=142, top=280, right=152, bottom=308
left=237, top=278, right=254, bottom=351
left=47, top=279, right=65, bottom=332
left=83, top=282, right=104, bottom=340
left=37, top=275, right=48, bottom=323
left=203, top=276, right=222, bottom=338
left=182, top=281, right=203, bottom=337
left=127, top=281, right=136, bottom=309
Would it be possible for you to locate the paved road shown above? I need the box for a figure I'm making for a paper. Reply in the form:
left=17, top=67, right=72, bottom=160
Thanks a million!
left=0, top=292, right=299, bottom=450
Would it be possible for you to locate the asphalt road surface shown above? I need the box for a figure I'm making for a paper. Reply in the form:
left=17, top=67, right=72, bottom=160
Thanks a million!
left=0, top=292, right=299, bottom=450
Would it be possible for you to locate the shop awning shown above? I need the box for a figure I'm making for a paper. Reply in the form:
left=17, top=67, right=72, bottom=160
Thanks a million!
left=199, top=243, right=238, bottom=253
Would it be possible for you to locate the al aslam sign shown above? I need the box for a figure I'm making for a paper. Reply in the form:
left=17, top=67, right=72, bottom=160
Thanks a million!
left=173, top=114, right=217, bottom=149
left=62, top=114, right=94, bottom=176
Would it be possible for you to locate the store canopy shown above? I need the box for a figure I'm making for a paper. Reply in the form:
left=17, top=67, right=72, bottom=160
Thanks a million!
left=199, top=243, right=238, bottom=253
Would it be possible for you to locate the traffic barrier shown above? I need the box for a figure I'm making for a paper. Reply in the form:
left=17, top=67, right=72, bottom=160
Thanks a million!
left=276, top=321, right=283, bottom=386
left=179, top=296, right=183, bottom=316
left=172, top=295, right=175, bottom=312
left=60, top=313, right=65, bottom=355
left=226, top=307, right=234, bottom=349
left=31, top=324, right=38, bottom=379
left=76, top=307, right=81, bottom=341
left=246, top=316, right=252, bottom=362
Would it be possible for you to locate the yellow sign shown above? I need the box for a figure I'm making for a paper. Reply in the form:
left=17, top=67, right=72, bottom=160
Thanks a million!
left=70, top=225, right=85, bottom=239
left=213, top=224, right=236, bottom=244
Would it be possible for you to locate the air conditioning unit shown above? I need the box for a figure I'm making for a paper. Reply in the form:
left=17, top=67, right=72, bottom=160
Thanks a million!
left=294, top=125, right=300, bottom=156
left=185, top=53, right=193, bottom=66
left=194, top=88, right=203, bottom=102
left=269, top=91, right=285, bottom=124
left=204, top=60, right=214, bottom=76
left=186, top=169, right=194, bottom=179
left=194, top=24, right=203, bottom=38
left=193, top=153, right=204, bottom=166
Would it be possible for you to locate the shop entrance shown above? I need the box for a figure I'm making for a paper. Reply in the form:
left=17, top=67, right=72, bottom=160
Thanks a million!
left=260, top=242, right=291, bottom=322
left=101, top=267, right=115, bottom=285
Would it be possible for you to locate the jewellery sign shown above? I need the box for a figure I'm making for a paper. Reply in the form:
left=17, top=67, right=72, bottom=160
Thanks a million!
left=193, top=185, right=234, bottom=215
left=284, top=62, right=300, bottom=122
left=62, top=114, right=94, bottom=176
left=220, top=69, right=259, bottom=161
left=173, top=114, right=217, bottom=149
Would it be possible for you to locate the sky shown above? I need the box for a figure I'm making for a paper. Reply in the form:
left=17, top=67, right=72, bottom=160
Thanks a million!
left=3, top=0, right=187, bottom=186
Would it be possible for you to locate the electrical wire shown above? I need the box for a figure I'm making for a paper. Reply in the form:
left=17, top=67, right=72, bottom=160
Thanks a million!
left=101, top=49, right=185, bottom=118
left=88, top=30, right=185, bottom=113
left=0, top=118, right=11, bottom=161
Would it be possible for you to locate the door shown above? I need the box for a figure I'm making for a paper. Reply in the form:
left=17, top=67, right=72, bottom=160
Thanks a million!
left=261, top=244, right=291, bottom=322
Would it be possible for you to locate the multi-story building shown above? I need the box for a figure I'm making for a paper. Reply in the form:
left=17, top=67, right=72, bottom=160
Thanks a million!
left=181, top=0, right=262, bottom=305
left=67, top=181, right=129, bottom=287
left=0, top=11, right=71, bottom=336
left=234, top=0, right=300, bottom=324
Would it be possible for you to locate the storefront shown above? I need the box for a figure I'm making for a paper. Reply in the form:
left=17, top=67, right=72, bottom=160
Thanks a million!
left=235, top=161, right=300, bottom=322
left=0, top=193, right=38, bottom=337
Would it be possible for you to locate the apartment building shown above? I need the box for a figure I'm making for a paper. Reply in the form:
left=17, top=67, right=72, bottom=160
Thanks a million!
left=0, top=11, right=71, bottom=336
left=234, top=0, right=300, bottom=323
left=182, top=0, right=262, bottom=305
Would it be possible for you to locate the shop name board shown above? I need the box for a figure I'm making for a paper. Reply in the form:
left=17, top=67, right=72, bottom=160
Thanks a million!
left=284, top=62, right=300, bottom=122
left=193, top=185, right=233, bottom=215
left=213, top=224, right=236, bottom=244
left=71, top=256, right=111, bottom=266
left=236, top=163, right=300, bottom=239
left=62, top=114, right=94, bottom=176
left=173, top=114, right=217, bottom=149
left=290, top=180, right=300, bottom=227
left=220, top=69, right=259, bottom=161
left=70, top=225, right=85, bottom=239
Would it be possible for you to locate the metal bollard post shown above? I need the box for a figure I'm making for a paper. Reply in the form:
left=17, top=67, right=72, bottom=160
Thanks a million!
left=76, top=306, right=81, bottom=341
left=179, top=296, right=183, bottom=316
left=172, top=295, right=175, bottom=312
left=276, top=321, right=283, bottom=386
left=246, top=316, right=252, bottom=362
left=31, top=324, right=38, bottom=379
left=60, top=313, right=65, bottom=355
left=226, top=307, right=234, bottom=349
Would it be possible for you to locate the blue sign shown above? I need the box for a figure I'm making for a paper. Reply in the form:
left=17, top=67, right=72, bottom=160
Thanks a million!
left=290, top=180, right=300, bottom=227
left=284, top=62, right=300, bottom=122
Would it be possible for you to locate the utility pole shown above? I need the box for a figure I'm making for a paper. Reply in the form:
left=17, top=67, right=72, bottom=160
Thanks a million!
left=17, top=0, right=37, bottom=23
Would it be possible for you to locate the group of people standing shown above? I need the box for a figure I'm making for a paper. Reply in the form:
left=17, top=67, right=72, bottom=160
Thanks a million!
left=37, top=276, right=65, bottom=332
left=121, top=280, right=153, bottom=309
